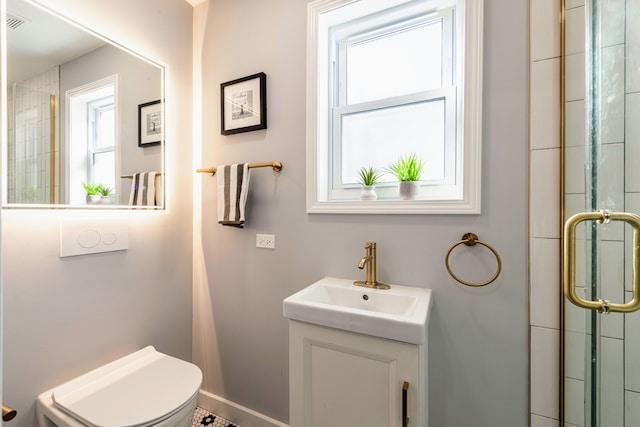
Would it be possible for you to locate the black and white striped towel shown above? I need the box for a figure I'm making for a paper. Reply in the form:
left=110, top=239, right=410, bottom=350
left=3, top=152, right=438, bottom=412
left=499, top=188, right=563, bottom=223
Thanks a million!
left=217, top=164, right=250, bottom=228
left=129, top=172, right=158, bottom=206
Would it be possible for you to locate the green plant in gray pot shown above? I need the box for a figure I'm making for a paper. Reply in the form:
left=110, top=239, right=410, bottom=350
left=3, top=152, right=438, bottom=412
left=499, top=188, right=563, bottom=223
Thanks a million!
left=386, top=154, right=424, bottom=200
left=357, top=166, right=382, bottom=200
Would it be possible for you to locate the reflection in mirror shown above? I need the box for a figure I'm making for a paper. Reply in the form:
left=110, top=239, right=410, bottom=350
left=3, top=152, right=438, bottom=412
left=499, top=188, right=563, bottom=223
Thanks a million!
left=3, top=0, right=164, bottom=208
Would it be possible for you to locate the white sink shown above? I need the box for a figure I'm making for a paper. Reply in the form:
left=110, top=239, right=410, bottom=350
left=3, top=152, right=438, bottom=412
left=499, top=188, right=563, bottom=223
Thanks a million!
left=283, top=277, right=433, bottom=344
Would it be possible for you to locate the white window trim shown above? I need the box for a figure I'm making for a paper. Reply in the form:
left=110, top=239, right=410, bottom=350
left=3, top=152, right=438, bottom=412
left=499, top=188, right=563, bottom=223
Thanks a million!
left=306, top=0, right=483, bottom=214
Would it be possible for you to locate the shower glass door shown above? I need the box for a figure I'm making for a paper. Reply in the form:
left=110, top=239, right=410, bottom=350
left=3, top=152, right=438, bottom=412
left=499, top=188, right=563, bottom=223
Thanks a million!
left=563, top=1, right=640, bottom=426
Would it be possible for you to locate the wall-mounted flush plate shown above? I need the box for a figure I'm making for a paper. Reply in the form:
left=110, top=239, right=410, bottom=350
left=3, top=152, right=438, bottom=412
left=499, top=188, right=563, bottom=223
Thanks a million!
left=60, top=220, right=128, bottom=257
left=256, top=234, right=276, bottom=249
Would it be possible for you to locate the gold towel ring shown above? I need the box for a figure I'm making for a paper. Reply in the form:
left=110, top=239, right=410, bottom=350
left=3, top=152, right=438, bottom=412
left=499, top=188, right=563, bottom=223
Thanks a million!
left=445, top=233, right=502, bottom=287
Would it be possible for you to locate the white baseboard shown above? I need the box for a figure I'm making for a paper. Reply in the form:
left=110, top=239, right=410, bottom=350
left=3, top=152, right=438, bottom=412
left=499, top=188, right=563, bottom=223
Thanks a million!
left=197, top=390, right=289, bottom=427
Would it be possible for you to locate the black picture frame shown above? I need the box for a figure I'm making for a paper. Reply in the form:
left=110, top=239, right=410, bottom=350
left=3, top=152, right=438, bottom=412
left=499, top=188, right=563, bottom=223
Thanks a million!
left=138, top=100, right=162, bottom=147
left=221, top=72, right=267, bottom=135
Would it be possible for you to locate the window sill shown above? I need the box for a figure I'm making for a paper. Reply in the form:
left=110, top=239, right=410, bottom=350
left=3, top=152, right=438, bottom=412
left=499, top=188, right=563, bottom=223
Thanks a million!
left=306, top=198, right=481, bottom=215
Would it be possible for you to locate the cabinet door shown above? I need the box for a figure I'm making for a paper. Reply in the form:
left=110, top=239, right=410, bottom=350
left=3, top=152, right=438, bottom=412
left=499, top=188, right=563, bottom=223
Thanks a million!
left=290, top=321, right=419, bottom=427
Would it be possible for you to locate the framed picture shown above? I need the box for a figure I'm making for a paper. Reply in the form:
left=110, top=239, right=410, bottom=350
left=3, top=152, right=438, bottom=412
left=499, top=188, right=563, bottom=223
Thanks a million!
left=138, top=100, right=162, bottom=147
left=221, top=72, right=267, bottom=135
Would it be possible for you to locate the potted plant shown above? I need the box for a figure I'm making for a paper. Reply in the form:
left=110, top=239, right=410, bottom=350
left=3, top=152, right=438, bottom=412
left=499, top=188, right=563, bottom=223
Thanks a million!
left=357, top=166, right=382, bottom=200
left=82, top=182, right=103, bottom=205
left=386, top=154, right=424, bottom=200
left=98, top=184, right=114, bottom=205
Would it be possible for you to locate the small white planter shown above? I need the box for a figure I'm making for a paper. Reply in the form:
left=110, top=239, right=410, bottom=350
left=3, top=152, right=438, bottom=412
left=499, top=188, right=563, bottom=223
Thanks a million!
left=399, top=181, right=419, bottom=200
left=99, top=195, right=115, bottom=205
left=86, top=195, right=101, bottom=205
left=359, top=185, right=377, bottom=200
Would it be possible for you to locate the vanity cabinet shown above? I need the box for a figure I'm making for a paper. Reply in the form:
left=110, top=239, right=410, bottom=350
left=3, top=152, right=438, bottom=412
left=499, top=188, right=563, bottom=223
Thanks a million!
left=289, top=320, right=427, bottom=427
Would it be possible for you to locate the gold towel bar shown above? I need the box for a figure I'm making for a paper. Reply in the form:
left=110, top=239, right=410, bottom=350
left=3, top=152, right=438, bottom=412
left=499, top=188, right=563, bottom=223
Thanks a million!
left=196, top=161, right=283, bottom=176
left=2, top=404, right=16, bottom=422
left=445, top=232, right=502, bottom=287
left=121, top=173, right=164, bottom=179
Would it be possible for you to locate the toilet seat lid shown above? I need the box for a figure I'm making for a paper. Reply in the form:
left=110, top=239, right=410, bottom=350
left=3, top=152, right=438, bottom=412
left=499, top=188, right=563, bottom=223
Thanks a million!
left=51, top=346, right=202, bottom=427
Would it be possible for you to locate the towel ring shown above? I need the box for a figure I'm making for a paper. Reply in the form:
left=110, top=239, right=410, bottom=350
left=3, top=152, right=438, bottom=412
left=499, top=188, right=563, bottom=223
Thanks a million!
left=445, top=233, right=502, bottom=287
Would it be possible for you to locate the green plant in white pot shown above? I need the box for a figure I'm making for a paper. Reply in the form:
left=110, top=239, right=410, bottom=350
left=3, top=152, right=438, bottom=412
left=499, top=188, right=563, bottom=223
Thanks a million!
left=386, top=154, right=424, bottom=200
left=82, top=182, right=103, bottom=205
left=98, top=184, right=114, bottom=204
left=357, top=166, right=382, bottom=200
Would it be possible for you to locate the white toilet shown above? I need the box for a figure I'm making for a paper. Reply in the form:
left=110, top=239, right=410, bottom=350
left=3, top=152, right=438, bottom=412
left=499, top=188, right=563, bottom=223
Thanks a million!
left=36, top=346, right=203, bottom=427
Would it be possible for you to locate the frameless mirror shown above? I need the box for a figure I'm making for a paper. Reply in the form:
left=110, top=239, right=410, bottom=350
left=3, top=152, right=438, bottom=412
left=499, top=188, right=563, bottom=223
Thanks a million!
left=2, top=0, right=164, bottom=209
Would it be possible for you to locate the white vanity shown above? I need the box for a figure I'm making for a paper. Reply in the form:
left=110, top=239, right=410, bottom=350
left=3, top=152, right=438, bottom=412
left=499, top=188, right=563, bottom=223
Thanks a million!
left=284, top=277, right=433, bottom=427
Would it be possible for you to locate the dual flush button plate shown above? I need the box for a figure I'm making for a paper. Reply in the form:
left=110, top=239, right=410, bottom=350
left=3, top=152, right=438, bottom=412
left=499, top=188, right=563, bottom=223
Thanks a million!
left=60, top=220, right=128, bottom=258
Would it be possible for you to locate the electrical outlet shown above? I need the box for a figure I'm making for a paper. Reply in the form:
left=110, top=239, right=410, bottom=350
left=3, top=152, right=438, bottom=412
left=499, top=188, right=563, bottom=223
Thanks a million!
left=256, top=234, right=276, bottom=249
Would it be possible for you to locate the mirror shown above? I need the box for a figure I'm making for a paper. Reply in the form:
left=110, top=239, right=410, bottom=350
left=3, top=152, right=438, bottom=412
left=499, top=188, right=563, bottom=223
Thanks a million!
left=2, top=0, right=164, bottom=208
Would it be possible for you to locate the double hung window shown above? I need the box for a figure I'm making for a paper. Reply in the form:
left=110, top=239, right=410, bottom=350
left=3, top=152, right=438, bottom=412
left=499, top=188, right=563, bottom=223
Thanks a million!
left=307, top=0, right=483, bottom=214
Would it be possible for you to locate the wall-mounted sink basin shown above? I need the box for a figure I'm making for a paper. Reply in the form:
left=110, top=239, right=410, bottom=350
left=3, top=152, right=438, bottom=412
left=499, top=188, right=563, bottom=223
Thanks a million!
left=283, top=277, right=433, bottom=344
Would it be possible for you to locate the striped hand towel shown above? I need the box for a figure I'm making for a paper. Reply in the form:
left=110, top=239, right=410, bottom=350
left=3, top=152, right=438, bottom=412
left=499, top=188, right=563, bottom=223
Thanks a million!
left=217, top=164, right=250, bottom=228
left=128, top=172, right=159, bottom=207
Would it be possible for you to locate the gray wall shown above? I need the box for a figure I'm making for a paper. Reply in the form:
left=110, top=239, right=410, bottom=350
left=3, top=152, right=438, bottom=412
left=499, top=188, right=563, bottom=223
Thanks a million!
left=1, top=1, right=193, bottom=426
left=193, top=0, right=529, bottom=426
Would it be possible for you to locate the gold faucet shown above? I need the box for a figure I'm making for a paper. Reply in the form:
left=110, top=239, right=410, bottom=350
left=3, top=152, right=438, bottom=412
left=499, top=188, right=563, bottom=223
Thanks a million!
left=354, top=242, right=390, bottom=290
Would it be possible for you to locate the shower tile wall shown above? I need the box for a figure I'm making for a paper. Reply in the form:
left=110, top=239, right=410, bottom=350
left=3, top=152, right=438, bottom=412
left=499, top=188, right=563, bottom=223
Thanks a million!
left=530, top=40, right=562, bottom=427
left=7, top=66, right=59, bottom=204
left=530, top=1, right=562, bottom=426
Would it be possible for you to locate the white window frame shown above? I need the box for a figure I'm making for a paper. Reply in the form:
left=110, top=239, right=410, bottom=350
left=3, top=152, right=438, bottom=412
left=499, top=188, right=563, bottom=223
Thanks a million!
left=306, top=0, right=483, bottom=214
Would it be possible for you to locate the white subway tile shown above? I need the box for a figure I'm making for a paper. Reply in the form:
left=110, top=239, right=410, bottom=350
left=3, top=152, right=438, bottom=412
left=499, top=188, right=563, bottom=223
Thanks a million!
left=532, top=58, right=561, bottom=150
left=625, top=94, right=640, bottom=192
left=626, top=390, right=640, bottom=427
left=626, top=0, right=640, bottom=93
left=531, top=327, right=560, bottom=418
left=564, top=146, right=586, bottom=195
left=531, top=149, right=561, bottom=238
left=625, top=294, right=640, bottom=392
left=601, top=337, right=624, bottom=427
left=564, top=100, right=585, bottom=148
left=531, top=413, right=560, bottom=427
left=601, top=0, right=625, bottom=47
left=531, top=238, right=561, bottom=328
left=565, top=53, right=586, bottom=102
left=531, top=0, right=561, bottom=61
left=564, top=330, right=586, bottom=381
left=564, top=377, right=585, bottom=426
left=600, top=46, right=625, bottom=144
left=564, top=6, right=585, bottom=56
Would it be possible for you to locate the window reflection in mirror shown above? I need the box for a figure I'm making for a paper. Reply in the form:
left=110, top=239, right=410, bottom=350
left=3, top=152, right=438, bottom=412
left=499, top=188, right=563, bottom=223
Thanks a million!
left=3, top=0, right=164, bottom=208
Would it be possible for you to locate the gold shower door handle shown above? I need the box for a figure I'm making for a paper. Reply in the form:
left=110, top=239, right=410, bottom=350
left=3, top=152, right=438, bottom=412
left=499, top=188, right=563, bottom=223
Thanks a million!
left=564, top=210, right=640, bottom=313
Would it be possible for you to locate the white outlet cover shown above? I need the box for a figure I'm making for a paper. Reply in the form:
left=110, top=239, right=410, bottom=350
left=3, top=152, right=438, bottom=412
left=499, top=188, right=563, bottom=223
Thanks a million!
left=60, top=220, right=128, bottom=257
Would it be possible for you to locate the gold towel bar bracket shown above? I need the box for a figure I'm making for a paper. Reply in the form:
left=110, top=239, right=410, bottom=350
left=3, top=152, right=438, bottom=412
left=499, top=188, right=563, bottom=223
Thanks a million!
left=196, top=161, right=283, bottom=176
left=444, top=232, right=502, bottom=287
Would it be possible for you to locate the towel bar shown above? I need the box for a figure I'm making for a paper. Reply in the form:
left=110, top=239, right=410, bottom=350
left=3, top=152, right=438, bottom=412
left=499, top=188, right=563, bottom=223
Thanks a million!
left=121, top=173, right=164, bottom=179
left=196, top=161, right=283, bottom=176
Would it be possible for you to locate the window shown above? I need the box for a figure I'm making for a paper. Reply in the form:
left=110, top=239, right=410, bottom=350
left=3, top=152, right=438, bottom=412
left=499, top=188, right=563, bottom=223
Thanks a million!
left=88, top=96, right=116, bottom=189
left=66, top=75, right=117, bottom=205
left=307, top=0, right=483, bottom=214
